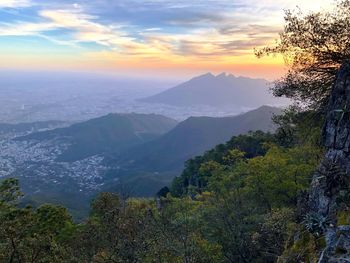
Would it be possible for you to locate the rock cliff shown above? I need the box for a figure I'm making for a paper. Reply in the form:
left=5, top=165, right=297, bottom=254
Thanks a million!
left=309, top=62, right=350, bottom=262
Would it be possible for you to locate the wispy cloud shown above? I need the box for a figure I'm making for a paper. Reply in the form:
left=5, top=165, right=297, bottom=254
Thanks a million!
left=0, top=0, right=336, bottom=77
left=0, top=5, right=281, bottom=59
left=0, top=22, right=55, bottom=36
left=0, top=0, right=32, bottom=8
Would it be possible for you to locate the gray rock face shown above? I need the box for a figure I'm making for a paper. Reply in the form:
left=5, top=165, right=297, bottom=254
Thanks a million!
left=309, top=62, right=350, bottom=262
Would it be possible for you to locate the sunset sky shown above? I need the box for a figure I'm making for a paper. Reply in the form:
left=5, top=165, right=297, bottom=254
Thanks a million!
left=0, top=0, right=334, bottom=80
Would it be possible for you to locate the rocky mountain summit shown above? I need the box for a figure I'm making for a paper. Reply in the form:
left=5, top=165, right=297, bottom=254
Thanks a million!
left=309, top=62, right=350, bottom=262
left=139, top=73, right=287, bottom=108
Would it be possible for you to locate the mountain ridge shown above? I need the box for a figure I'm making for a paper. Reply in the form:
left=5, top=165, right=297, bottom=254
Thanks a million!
left=17, top=113, right=178, bottom=162
left=113, top=105, right=282, bottom=173
left=139, top=73, right=281, bottom=108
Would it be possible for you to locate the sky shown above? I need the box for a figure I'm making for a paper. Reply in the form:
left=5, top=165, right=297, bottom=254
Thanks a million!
left=0, top=0, right=335, bottom=80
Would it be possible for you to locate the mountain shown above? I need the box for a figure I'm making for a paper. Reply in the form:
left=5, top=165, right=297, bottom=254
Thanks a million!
left=115, top=106, right=281, bottom=173
left=3, top=106, right=280, bottom=215
left=17, top=113, right=178, bottom=162
left=139, top=73, right=282, bottom=107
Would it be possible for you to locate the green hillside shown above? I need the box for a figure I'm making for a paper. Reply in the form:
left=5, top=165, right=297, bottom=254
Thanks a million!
left=117, top=106, right=281, bottom=172
left=18, top=113, right=178, bottom=162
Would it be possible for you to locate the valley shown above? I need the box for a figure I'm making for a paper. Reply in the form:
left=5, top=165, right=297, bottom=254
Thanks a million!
left=0, top=106, right=281, bottom=216
left=0, top=71, right=288, bottom=217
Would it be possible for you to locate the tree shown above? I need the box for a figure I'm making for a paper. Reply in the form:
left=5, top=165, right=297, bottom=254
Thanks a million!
left=244, top=145, right=321, bottom=209
left=171, top=132, right=275, bottom=197
left=157, top=186, right=170, bottom=198
left=252, top=208, right=295, bottom=262
left=69, top=192, right=155, bottom=262
left=0, top=178, right=21, bottom=205
left=272, top=106, right=323, bottom=147
left=151, top=197, right=223, bottom=263
left=0, top=178, right=74, bottom=263
left=256, top=0, right=350, bottom=111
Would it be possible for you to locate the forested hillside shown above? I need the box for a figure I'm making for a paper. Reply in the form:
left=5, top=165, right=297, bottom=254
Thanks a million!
left=18, top=113, right=177, bottom=162
left=116, top=106, right=280, bottom=173
left=0, top=114, right=323, bottom=262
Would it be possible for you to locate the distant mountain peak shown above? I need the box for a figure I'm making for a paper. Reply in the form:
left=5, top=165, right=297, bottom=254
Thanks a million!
left=203, top=72, right=214, bottom=77
left=139, top=72, right=285, bottom=108
left=216, top=72, right=227, bottom=78
left=197, top=72, right=215, bottom=79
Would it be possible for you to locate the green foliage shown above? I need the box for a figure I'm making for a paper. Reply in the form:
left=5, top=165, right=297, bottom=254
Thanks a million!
left=0, top=113, right=325, bottom=262
left=149, top=197, right=224, bottom=262
left=278, top=226, right=326, bottom=263
left=0, top=178, right=74, bottom=263
left=0, top=178, right=22, bottom=204
left=337, top=210, right=350, bottom=225
left=171, top=131, right=276, bottom=197
left=167, top=126, right=321, bottom=262
left=243, top=144, right=320, bottom=208
left=253, top=208, right=295, bottom=262
left=273, top=106, right=323, bottom=147
left=66, top=193, right=155, bottom=262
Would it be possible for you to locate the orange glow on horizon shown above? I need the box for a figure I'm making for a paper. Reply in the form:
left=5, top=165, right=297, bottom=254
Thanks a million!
left=0, top=50, right=285, bottom=81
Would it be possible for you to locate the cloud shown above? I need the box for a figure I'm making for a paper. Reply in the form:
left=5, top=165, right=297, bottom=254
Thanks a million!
left=239, top=0, right=333, bottom=11
left=39, top=9, right=141, bottom=50
left=144, top=28, right=162, bottom=31
left=0, top=8, right=132, bottom=48
left=0, top=0, right=32, bottom=8
left=166, top=12, right=227, bottom=26
left=0, top=22, right=56, bottom=36
left=0, top=5, right=283, bottom=60
left=0, top=0, right=336, bottom=65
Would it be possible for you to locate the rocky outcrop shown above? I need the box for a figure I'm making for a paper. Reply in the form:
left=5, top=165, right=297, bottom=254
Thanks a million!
left=309, top=62, right=350, bottom=262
